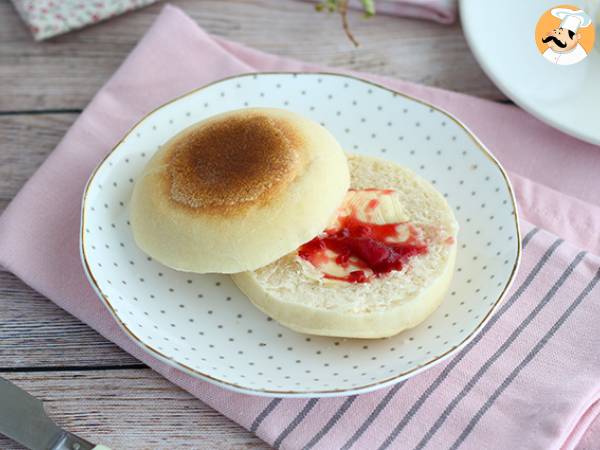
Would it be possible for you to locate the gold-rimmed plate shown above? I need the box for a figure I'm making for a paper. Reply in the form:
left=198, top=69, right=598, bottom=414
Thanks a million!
left=80, top=72, right=520, bottom=398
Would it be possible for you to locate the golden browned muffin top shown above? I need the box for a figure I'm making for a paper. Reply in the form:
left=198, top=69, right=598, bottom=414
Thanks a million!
left=163, top=111, right=310, bottom=214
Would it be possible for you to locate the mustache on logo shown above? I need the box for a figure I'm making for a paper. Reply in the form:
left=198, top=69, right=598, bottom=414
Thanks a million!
left=542, top=35, right=567, bottom=48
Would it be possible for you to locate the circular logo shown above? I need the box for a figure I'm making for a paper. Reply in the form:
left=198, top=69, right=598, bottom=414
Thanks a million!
left=535, top=4, right=596, bottom=65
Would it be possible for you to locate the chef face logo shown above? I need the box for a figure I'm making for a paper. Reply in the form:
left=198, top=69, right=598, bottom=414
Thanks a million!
left=542, top=27, right=580, bottom=52
left=535, top=5, right=595, bottom=65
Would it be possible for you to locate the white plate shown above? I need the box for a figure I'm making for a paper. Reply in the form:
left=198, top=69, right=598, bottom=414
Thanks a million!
left=461, top=0, right=600, bottom=145
left=80, top=72, right=520, bottom=398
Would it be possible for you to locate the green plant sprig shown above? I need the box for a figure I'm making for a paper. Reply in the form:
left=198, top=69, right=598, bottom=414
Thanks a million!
left=315, top=0, right=376, bottom=47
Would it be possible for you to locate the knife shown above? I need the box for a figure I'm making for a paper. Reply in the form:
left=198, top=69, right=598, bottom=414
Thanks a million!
left=0, top=377, right=110, bottom=450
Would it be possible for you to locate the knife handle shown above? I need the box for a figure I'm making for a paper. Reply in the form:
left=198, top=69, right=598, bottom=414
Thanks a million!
left=49, top=431, right=111, bottom=450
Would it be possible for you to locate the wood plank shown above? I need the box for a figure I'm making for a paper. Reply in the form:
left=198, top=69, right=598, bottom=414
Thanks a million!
left=0, top=0, right=505, bottom=111
left=0, top=113, right=77, bottom=201
left=0, top=270, right=140, bottom=368
left=0, top=369, right=269, bottom=450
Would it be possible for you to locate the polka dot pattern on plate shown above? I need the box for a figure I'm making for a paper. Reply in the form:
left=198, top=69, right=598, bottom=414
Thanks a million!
left=81, top=73, right=520, bottom=398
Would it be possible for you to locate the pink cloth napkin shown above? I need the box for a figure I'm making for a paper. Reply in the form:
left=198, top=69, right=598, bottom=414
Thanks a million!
left=1, top=5, right=600, bottom=450
left=308, top=0, right=457, bottom=24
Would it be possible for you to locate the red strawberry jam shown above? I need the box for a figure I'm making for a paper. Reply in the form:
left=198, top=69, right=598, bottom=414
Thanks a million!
left=298, top=196, right=428, bottom=283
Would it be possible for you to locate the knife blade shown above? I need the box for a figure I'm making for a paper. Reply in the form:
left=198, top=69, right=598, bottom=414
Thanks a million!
left=0, top=377, right=110, bottom=450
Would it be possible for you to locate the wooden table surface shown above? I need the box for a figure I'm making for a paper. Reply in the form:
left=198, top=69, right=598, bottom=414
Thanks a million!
left=0, top=1, right=507, bottom=449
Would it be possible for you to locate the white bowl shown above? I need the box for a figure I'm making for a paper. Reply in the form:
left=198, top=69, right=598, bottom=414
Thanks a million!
left=80, top=72, right=521, bottom=398
left=461, top=0, right=600, bottom=145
